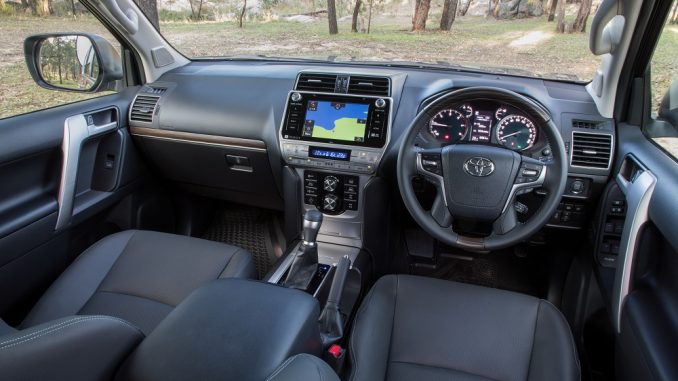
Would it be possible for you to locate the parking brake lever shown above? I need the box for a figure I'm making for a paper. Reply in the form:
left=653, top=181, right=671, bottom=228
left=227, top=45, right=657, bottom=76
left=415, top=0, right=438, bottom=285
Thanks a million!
left=318, top=255, right=351, bottom=348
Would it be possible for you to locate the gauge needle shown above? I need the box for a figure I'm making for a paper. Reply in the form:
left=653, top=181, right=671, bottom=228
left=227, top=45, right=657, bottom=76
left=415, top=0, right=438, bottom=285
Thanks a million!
left=430, top=121, right=453, bottom=127
left=500, top=131, right=523, bottom=139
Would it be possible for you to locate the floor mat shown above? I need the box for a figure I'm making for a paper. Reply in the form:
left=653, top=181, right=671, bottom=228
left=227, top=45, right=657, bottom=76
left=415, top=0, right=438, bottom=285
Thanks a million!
left=202, top=205, right=282, bottom=279
left=411, top=250, right=542, bottom=297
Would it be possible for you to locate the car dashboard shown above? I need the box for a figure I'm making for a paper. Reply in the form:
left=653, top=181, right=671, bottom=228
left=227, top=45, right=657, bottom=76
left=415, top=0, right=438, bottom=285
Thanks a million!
left=127, top=61, right=615, bottom=246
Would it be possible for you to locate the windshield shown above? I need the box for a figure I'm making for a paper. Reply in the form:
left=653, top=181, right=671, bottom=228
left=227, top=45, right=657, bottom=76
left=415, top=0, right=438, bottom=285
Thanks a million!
left=156, top=1, right=603, bottom=81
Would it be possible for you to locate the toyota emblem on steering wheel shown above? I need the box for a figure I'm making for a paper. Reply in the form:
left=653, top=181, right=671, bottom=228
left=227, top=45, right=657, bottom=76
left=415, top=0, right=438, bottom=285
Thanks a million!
left=464, top=157, right=495, bottom=177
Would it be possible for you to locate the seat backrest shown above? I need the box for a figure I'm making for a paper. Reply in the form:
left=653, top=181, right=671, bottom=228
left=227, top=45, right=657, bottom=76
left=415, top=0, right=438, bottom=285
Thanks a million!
left=0, top=315, right=143, bottom=381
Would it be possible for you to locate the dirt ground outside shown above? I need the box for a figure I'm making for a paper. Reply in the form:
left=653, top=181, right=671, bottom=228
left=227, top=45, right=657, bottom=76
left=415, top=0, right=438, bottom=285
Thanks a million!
left=0, top=14, right=675, bottom=120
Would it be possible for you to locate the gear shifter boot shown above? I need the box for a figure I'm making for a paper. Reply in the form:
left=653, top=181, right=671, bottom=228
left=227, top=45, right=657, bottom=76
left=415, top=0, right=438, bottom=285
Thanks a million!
left=284, top=210, right=323, bottom=290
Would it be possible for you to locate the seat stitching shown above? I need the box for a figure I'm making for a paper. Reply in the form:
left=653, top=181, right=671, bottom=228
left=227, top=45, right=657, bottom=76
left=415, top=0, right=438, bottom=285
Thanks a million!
left=0, top=316, right=140, bottom=349
left=540, top=299, right=581, bottom=373
left=384, top=275, right=399, bottom=380
left=525, top=299, right=542, bottom=381
left=265, top=354, right=299, bottom=380
left=217, top=248, right=242, bottom=278
left=389, top=360, right=501, bottom=381
left=91, top=290, right=176, bottom=308
left=349, top=278, right=380, bottom=381
left=77, top=231, right=138, bottom=315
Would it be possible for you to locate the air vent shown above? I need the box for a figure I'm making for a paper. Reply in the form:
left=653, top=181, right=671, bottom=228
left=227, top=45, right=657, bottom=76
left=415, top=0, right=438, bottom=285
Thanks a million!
left=571, top=132, right=613, bottom=169
left=296, top=73, right=338, bottom=92
left=347, top=75, right=390, bottom=96
left=572, top=120, right=601, bottom=129
left=130, top=95, right=160, bottom=123
left=143, top=86, right=167, bottom=95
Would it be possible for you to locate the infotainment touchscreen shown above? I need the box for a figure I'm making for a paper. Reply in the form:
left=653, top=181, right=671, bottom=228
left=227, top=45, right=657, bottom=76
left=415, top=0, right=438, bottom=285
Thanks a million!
left=302, top=101, right=369, bottom=143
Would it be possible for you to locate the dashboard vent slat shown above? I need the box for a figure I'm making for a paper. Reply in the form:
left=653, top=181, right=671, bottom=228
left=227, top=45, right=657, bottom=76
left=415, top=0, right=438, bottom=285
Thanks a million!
left=572, top=120, right=602, bottom=130
left=347, top=75, right=390, bottom=96
left=296, top=73, right=338, bottom=92
left=571, top=132, right=613, bottom=169
left=130, top=95, right=160, bottom=123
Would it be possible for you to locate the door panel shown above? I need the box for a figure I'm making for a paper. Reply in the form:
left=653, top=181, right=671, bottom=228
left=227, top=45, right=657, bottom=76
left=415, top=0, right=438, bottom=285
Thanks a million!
left=0, top=88, right=141, bottom=319
left=612, top=124, right=678, bottom=381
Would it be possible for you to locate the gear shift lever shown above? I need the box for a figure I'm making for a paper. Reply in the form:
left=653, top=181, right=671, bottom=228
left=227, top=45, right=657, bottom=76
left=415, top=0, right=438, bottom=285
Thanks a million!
left=284, top=210, right=323, bottom=290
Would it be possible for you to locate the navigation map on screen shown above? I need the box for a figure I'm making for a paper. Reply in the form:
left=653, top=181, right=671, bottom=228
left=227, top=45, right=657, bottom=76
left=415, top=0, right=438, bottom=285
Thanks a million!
left=303, top=101, right=368, bottom=142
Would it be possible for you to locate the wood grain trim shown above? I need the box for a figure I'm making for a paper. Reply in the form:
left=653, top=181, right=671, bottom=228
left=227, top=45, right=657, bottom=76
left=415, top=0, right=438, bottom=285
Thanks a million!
left=129, top=126, right=267, bottom=151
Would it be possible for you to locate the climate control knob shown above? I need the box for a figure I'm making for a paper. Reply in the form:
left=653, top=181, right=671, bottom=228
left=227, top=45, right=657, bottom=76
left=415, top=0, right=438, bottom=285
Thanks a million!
left=323, top=176, right=339, bottom=192
left=323, top=194, right=339, bottom=212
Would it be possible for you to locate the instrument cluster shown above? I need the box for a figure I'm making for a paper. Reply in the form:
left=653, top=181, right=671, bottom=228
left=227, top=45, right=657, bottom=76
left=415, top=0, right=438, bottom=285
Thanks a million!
left=421, top=99, right=544, bottom=153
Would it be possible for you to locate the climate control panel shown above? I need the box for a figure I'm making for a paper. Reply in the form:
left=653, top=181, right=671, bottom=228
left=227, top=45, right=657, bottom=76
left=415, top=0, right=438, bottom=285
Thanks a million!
left=304, top=171, right=359, bottom=214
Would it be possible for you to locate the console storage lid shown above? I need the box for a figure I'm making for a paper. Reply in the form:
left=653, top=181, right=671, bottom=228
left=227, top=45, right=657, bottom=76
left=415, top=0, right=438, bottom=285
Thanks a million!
left=117, top=279, right=322, bottom=381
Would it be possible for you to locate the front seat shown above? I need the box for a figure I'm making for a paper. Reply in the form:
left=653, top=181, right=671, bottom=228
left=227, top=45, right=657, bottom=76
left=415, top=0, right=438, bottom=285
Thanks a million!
left=21, top=229, right=256, bottom=334
left=350, top=275, right=580, bottom=381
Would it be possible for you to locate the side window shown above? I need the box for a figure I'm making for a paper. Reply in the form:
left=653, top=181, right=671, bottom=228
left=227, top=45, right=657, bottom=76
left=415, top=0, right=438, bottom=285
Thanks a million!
left=0, top=7, right=123, bottom=120
left=646, top=3, right=678, bottom=159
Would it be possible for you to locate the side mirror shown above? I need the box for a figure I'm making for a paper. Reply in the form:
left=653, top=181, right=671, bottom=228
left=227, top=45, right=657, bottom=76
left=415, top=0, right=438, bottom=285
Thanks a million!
left=658, top=78, right=678, bottom=127
left=24, top=33, right=123, bottom=93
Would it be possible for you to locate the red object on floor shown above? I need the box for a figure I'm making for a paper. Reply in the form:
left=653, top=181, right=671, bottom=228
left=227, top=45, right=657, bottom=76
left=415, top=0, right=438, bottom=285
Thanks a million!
left=328, top=344, right=343, bottom=358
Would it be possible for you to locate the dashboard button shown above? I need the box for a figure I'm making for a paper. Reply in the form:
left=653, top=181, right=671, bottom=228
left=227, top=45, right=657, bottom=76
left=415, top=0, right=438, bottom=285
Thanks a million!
left=345, top=200, right=358, bottom=210
left=304, top=195, right=317, bottom=205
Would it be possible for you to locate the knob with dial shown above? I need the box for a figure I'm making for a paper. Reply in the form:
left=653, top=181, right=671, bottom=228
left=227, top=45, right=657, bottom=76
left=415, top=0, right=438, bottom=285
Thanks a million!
left=291, top=92, right=302, bottom=102
left=323, top=194, right=339, bottom=212
left=323, top=176, right=339, bottom=192
left=375, top=98, right=386, bottom=108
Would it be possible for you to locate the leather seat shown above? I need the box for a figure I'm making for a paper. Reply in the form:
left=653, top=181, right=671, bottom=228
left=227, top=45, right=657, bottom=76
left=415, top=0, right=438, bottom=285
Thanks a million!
left=350, top=275, right=580, bottom=381
left=21, top=230, right=256, bottom=334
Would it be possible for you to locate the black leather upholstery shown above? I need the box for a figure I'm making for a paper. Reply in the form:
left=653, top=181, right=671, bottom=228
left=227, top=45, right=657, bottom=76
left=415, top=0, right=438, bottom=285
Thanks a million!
left=117, top=279, right=322, bottom=381
left=266, top=354, right=340, bottom=381
left=0, top=315, right=143, bottom=381
left=22, top=230, right=256, bottom=334
left=350, top=275, right=580, bottom=381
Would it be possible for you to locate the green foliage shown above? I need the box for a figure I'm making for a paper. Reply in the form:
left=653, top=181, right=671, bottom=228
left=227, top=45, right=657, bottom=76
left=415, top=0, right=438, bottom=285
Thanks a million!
left=0, top=3, right=17, bottom=15
left=158, top=9, right=192, bottom=22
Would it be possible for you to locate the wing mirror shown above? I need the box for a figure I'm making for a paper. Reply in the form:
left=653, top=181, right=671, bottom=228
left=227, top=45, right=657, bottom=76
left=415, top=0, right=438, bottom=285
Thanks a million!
left=24, top=33, right=123, bottom=93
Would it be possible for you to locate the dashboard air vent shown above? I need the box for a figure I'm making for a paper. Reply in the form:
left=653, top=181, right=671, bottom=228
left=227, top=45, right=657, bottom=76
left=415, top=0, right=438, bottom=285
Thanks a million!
left=296, top=73, right=338, bottom=92
left=571, top=132, right=613, bottom=169
left=347, top=75, right=390, bottom=96
left=143, top=86, right=167, bottom=95
left=572, top=120, right=601, bottom=130
left=130, top=95, right=160, bottom=123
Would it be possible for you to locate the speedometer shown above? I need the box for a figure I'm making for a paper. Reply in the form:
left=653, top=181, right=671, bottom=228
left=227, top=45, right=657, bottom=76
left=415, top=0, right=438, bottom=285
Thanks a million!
left=429, top=109, right=469, bottom=143
left=496, top=115, right=537, bottom=151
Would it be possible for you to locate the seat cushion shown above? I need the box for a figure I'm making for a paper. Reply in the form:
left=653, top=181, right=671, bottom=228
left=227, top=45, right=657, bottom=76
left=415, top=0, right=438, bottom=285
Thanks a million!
left=22, top=230, right=256, bottom=334
left=349, top=275, right=580, bottom=381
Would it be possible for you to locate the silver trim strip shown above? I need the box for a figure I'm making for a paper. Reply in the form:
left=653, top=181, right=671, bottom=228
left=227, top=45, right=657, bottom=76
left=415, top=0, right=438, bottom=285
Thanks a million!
left=612, top=160, right=656, bottom=333
left=131, top=132, right=267, bottom=152
left=416, top=152, right=448, bottom=206
left=56, top=115, right=118, bottom=230
left=501, top=165, right=547, bottom=213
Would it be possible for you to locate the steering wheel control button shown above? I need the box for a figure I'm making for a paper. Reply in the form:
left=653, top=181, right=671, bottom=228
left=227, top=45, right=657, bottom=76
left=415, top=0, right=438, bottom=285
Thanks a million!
left=521, top=169, right=539, bottom=177
left=420, top=153, right=443, bottom=175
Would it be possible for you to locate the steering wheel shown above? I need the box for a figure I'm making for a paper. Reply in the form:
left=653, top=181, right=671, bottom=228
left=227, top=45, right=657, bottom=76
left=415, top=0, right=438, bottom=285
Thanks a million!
left=397, top=87, right=567, bottom=251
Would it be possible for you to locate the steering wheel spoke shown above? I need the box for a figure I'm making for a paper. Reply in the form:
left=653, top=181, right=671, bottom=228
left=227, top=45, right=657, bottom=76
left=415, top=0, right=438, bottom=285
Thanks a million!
left=430, top=192, right=452, bottom=227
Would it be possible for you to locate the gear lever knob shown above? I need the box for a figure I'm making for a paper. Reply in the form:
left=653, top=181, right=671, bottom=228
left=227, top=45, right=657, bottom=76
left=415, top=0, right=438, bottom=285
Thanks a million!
left=302, top=209, right=323, bottom=245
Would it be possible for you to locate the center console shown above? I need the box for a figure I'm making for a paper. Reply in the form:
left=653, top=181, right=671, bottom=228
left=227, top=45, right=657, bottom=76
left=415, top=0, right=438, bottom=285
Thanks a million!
left=279, top=73, right=393, bottom=252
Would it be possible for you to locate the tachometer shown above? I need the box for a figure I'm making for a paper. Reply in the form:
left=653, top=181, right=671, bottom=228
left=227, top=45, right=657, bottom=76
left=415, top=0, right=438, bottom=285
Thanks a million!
left=496, top=115, right=537, bottom=151
left=429, top=109, right=469, bottom=143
